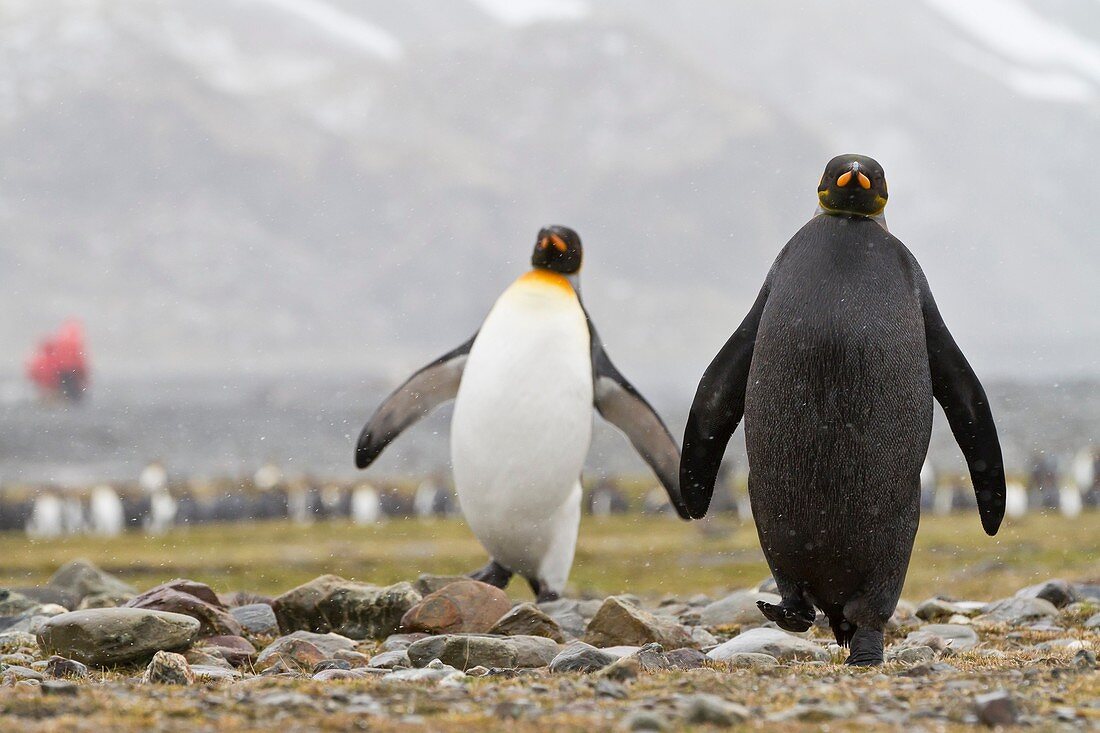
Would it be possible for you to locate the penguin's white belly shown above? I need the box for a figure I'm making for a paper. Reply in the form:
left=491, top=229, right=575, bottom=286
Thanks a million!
left=451, top=271, right=593, bottom=579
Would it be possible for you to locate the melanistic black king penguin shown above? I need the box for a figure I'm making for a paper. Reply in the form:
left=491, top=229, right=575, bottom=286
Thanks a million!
left=680, top=155, right=1006, bottom=665
left=356, top=226, right=690, bottom=601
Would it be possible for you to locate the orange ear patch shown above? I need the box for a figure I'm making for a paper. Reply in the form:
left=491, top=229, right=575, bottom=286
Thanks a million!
left=836, top=170, right=853, bottom=187
left=857, top=172, right=871, bottom=189
left=548, top=233, right=568, bottom=252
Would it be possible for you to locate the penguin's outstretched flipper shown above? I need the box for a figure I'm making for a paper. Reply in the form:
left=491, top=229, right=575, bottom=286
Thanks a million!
left=679, top=282, right=771, bottom=519
left=587, top=320, right=691, bottom=520
left=919, top=277, right=1006, bottom=536
left=355, top=334, right=477, bottom=469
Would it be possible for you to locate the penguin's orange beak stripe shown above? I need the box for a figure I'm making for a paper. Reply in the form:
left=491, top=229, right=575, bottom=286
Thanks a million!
left=539, top=234, right=568, bottom=252
left=836, top=170, right=852, bottom=187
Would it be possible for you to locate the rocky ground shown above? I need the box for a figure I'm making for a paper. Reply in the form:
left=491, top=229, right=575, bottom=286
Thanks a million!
left=0, top=560, right=1097, bottom=731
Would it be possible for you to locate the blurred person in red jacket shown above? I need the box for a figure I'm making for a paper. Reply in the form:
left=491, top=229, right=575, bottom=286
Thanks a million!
left=26, top=319, right=88, bottom=402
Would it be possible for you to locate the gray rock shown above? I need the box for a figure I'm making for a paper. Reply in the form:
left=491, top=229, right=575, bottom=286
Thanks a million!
left=665, top=647, right=708, bottom=670
left=381, top=633, right=429, bottom=651
left=707, top=628, right=829, bottom=663
left=0, top=632, right=37, bottom=653
left=47, top=560, right=136, bottom=604
left=1075, top=584, right=1100, bottom=602
left=272, top=575, right=421, bottom=640
left=77, top=592, right=134, bottom=610
left=229, top=603, right=279, bottom=636
left=621, top=710, right=667, bottom=731
left=1084, top=612, right=1100, bottom=629
left=191, top=665, right=242, bottom=682
left=488, top=602, right=566, bottom=642
left=721, top=651, right=779, bottom=669
left=915, top=598, right=972, bottom=622
left=406, top=634, right=558, bottom=670
left=1034, top=638, right=1089, bottom=652
left=889, top=645, right=935, bottom=664
left=142, top=651, right=194, bottom=685
left=383, top=659, right=463, bottom=683
left=979, top=597, right=1059, bottom=624
left=369, top=649, right=410, bottom=669
left=689, top=626, right=718, bottom=647
left=904, top=624, right=980, bottom=651
left=8, top=586, right=79, bottom=610
left=37, top=608, right=200, bottom=666
left=683, top=694, right=751, bottom=726
left=281, top=630, right=356, bottom=657
left=44, top=655, right=88, bottom=679
left=0, top=604, right=68, bottom=635
left=1072, top=649, right=1096, bottom=669
left=538, top=599, right=598, bottom=639
left=584, top=596, right=695, bottom=650
left=0, top=590, right=39, bottom=616
left=1015, top=579, right=1077, bottom=608
left=698, top=589, right=781, bottom=628
left=549, top=642, right=617, bottom=673
left=771, top=703, right=858, bottom=722
left=974, top=690, right=1017, bottom=726
left=312, top=668, right=368, bottom=681
left=2, top=664, right=44, bottom=682
left=40, top=680, right=79, bottom=696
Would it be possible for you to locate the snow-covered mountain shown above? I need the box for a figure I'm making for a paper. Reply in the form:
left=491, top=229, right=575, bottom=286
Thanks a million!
left=1, top=0, right=1098, bottom=394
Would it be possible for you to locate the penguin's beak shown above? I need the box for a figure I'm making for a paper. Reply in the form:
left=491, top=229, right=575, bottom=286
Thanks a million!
left=836, top=163, right=871, bottom=190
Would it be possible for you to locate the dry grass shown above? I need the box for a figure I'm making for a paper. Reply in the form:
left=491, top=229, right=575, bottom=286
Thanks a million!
left=0, top=511, right=1097, bottom=602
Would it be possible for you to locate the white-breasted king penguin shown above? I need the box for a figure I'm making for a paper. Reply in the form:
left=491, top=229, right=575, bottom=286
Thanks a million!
left=356, top=226, right=690, bottom=600
left=680, top=155, right=1006, bottom=665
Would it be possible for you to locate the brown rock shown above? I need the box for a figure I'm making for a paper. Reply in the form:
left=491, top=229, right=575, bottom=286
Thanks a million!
left=254, top=637, right=326, bottom=672
left=127, top=581, right=242, bottom=637
left=198, top=635, right=255, bottom=667
left=583, top=597, right=695, bottom=650
left=400, top=580, right=511, bottom=635
left=488, top=602, right=566, bottom=643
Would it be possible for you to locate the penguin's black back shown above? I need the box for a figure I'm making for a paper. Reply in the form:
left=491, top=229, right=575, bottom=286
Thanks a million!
left=744, top=215, right=933, bottom=623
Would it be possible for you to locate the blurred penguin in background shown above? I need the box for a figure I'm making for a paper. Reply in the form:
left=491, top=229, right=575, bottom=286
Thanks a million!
left=350, top=483, right=382, bottom=525
left=27, top=491, right=64, bottom=539
left=1005, top=480, right=1028, bottom=519
left=141, top=461, right=176, bottom=534
left=89, top=485, right=124, bottom=537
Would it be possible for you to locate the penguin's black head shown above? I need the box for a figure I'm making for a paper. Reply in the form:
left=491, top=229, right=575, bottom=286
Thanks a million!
left=817, top=154, right=888, bottom=218
left=531, top=225, right=583, bottom=274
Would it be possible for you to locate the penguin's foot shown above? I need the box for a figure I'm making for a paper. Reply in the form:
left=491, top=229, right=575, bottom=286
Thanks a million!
left=831, top=618, right=857, bottom=648
left=467, top=560, right=513, bottom=589
left=526, top=577, right=561, bottom=603
left=757, top=600, right=815, bottom=632
left=844, top=627, right=884, bottom=666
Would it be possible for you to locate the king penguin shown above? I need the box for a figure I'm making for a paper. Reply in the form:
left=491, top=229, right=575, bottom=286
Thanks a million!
left=356, top=226, right=690, bottom=600
left=680, top=155, right=1006, bottom=665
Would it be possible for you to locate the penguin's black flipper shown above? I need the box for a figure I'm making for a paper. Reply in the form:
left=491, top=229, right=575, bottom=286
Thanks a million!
left=680, top=283, right=770, bottom=519
left=355, top=334, right=477, bottom=469
left=585, top=318, right=691, bottom=521
left=920, top=279, right=1006, bottom=536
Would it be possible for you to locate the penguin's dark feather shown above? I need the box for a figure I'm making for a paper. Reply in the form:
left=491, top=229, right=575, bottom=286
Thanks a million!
left=354, top=334, right=476, bottom=469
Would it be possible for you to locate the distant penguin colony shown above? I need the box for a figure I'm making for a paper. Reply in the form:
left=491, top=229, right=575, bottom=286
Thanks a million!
left=680, top=154, right=1006, bottom=665
left=355, top=226, right=690, bottom=601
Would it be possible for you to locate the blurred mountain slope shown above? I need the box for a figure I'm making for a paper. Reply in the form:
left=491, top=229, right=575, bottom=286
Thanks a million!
left=1, top=0, right=1097, bottom=391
